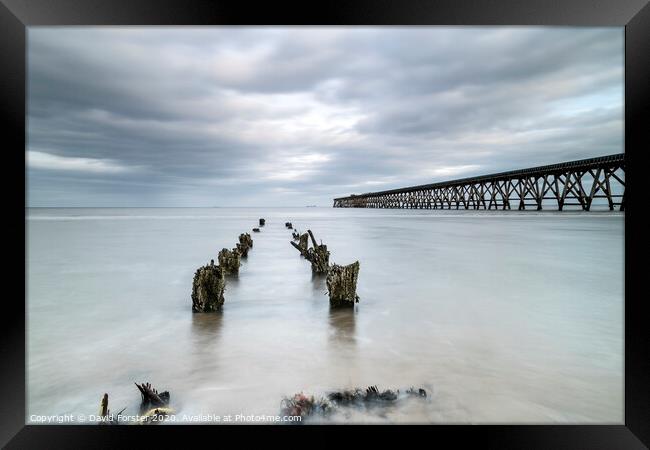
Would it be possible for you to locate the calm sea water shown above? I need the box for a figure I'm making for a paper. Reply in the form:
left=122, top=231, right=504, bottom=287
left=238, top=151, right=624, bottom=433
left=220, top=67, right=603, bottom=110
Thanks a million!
left=26, top=207, right=624, bottom=424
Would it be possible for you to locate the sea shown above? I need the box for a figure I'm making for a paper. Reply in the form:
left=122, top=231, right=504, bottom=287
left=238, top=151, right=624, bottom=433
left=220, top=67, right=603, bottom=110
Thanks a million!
left=26, top=207, right=624, bottom=424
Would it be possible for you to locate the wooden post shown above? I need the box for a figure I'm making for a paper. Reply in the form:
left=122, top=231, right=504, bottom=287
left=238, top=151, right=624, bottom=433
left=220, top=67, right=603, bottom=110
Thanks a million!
left=218, top=248, right=241, bottom=275
left=326, top=261, right=360, bottom=307
left=191, top=263, right=225, bottom=311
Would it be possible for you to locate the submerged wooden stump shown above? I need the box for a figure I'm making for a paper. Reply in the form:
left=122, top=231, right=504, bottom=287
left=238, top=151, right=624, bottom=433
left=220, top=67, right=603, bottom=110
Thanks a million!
left=97, top=393, right=125, bottom=425
left=135, top=382, right=170, bottom=410
left=218, top=248, right=241, bottom=275
left=236, top=242, right=249, bottom=258
left=290, top=232, right=310, bottom=258
left=191, top=263, right=225, bottom=311
left=306, top=230, right=330, bottom=274
left=239, top=232, right=253, bottom=249
left=259, top=218, right=266, bottom=226
left=326, top=261, right=360, bottom=307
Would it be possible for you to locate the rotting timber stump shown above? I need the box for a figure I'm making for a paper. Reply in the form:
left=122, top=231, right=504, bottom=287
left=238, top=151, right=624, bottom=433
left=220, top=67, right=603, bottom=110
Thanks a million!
left=135, top=382, right=170, bottom=411
left=236, top=242, right=249, bottom=258
left=191, top=262, right=225, bottom=312
left=218, top=248, right=241, bottom=275
left=290, top=232, right=310, bottom=257
left=306, top=230, right=330, bottom=274
left=327, top=261, right=360, bottom=307
left=239, top=232, right=253, bottom=249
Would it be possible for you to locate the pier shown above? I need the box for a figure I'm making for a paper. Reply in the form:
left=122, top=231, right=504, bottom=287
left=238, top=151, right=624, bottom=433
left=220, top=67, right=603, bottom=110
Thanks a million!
left=333, top=154, right=625, bottom=211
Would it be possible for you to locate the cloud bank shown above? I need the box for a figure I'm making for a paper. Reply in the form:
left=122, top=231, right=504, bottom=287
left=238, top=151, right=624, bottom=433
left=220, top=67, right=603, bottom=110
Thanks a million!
left=27, top=27, right=623, bottom=207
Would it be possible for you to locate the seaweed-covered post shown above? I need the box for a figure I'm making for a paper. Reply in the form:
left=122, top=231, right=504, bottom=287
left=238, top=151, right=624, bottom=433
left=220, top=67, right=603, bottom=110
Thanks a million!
left=290, top=232, right=310, bottom=257
left=218, top=248, right=241, bottom=275
left=239, top=232, right=253, bottom=249
left=326, top=261, right=360, bottom=307
left=135, top=382, right=170, bottom=409
left=306, top=230, right=330, bottom=274
left=236, top=243, right=248, bottom=258
left=191, top=262, right=225, bottom=311
left=298, top=233, right=309, bottom=253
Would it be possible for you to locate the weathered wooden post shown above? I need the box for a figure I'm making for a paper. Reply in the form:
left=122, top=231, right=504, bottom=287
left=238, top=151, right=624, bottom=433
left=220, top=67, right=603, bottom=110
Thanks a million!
left=236, top=242, right=248, bottom=257
left=298, top=232, right=308, bottom=252
left=100, top=393, right=109, bottom=417
left=290, top=232, right=310, bottom=257
left=191, top=262, right=225, bottom=311
left=135, top=382, right=170, bottom=409
left=306, top=230, right=329, bottom=274
left=218, top=248, right=241, bottom=275
left=239, top=232, right=253, bottom=249
left=326, top=261, right=360, bottom=307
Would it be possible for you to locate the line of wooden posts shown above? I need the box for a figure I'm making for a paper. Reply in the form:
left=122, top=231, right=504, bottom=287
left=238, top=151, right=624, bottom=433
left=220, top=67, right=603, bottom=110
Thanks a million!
left=191, top=218, right=264, bottom=312
left=287, top=222, right=360, bottom=307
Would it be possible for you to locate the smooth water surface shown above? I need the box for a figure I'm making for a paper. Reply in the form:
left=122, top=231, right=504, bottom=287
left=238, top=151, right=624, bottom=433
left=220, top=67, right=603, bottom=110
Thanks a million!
left=26, top=207, right=624, bottom=423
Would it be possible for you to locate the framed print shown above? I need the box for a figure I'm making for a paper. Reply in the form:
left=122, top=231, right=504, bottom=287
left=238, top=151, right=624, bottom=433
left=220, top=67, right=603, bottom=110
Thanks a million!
left=2, top=0, right=648, bottom=447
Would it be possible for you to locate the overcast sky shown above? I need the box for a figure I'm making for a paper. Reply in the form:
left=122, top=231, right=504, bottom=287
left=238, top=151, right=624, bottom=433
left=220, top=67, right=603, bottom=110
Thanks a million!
left=27, top=27, right=623, bottom=207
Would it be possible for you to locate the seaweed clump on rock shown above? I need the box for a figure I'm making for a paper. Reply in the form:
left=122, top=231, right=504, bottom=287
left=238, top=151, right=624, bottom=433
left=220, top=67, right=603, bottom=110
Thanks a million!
left=280, top=386, right=428, bottom=419
left=280, top=393, right=332, bottom=418
left=191, top=262, right=225, bottom=312
left=326, top=261, right=360, bottom=307
left=328, top=385, right=398, bottom=406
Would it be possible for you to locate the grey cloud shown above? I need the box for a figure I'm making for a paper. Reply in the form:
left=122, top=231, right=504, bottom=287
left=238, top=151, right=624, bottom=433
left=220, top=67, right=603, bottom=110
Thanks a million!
left=27, top=27, right=623, bottom=207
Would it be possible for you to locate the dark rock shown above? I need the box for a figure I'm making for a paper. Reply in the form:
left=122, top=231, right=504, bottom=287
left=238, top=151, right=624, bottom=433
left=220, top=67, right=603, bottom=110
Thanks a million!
left=259, top=218, right=265, bottom=226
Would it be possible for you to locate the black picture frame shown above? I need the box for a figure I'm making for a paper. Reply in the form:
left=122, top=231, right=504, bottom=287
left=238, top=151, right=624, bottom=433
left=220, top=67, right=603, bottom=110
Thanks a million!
left=3, top=0, right=648, bottom=447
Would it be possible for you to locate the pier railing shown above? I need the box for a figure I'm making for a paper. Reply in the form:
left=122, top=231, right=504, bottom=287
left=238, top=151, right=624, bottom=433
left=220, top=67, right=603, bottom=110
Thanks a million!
left=333, top=153, right=625, bottom=211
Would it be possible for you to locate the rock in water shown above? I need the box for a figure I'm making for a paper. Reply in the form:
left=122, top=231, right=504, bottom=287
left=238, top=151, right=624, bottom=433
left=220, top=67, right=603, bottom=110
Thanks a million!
left=285, top=222, right=293, bottom=229
left=218, top=248, right=241, bottom=275
left=191, top=263, right=225, bottom=311
left=259, top=218, right=266, bottom=226
left=326, top=261, right=360, bottom=307
left=252, top=227, right=260, bottom=233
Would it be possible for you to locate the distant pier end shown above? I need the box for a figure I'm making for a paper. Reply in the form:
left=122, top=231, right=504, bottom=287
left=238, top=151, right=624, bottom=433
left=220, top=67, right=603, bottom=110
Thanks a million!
left=333, top=153, right=625, bottom=211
